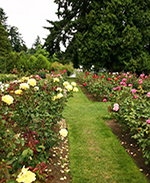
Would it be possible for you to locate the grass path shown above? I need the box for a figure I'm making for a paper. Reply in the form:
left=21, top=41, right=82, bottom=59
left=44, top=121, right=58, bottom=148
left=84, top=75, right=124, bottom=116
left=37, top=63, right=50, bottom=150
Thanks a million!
left=63, top=82, right=149, bottom=183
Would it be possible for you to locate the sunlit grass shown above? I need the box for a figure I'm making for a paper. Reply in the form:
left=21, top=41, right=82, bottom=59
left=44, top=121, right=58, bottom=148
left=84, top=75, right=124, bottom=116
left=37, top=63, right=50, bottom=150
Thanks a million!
left=63, top=81, right=148, bottom=183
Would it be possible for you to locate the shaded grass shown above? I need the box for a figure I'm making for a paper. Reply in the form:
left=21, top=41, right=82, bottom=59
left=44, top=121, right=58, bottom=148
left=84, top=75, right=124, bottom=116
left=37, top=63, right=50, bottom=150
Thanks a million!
left=63, top=84, right=149, bottom=183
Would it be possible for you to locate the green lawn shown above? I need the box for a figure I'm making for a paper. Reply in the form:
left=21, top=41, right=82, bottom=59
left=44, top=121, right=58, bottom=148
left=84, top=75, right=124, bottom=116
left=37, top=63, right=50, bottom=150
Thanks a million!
left=63, top=81, right=148, bottom=183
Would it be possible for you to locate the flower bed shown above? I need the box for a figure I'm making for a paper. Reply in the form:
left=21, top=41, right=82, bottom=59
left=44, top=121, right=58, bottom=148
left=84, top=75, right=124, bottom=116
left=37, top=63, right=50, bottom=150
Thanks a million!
left=77, top=71, right=150, bottom=164
left=0, top=72, right=78, bottom=182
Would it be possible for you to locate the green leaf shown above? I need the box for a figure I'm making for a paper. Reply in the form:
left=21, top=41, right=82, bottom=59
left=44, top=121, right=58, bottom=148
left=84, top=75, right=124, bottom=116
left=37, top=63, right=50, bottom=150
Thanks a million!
left=6, top=180, right=17, bottom=183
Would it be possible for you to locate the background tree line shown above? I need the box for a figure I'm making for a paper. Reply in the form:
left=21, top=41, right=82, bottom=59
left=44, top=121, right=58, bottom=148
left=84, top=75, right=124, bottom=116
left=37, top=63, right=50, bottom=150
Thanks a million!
left=1, top=0, right=150, bottom=74
left=44, top=0, right=150, bottom=74
left=0, top=7, right=74, bottom=75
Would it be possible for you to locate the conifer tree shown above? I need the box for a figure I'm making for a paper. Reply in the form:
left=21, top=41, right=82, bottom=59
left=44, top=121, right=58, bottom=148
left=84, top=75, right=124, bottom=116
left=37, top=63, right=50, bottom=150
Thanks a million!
left=0, top=20, right=12, bottom=71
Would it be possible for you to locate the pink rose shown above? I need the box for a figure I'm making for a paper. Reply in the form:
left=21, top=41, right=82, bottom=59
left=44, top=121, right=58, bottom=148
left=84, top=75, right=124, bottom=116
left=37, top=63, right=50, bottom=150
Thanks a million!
left=133, top=95, right=138, bottom=99
left=147, top=92, right=150, bottom=97
left=128, top=84, right=132, bottom=87
left=103, top=98, right=107, bottom=102
left=113, top=103, right=119, bottom=111
left=146, top=119, right=150, bottom=125
left=138, top=79, right=143, bottom=84
left=122, top=78, right=127, bottom=82
left=140, top=74, right=144, bottom=78
left=117, top=86, right=121, bottom=90
left=131, top=89, right=137, bottom=94
left=145, top=76, right=148, bottom=79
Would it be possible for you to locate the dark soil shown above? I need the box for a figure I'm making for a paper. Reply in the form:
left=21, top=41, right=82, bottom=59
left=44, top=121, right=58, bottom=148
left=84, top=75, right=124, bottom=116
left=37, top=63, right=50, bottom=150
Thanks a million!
left=76, top=81, right=150, bottom=181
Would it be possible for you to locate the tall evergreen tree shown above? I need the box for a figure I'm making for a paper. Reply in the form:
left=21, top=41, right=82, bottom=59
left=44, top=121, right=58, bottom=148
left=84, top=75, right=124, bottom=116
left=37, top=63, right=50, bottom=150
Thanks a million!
left=0, top=7, right=8, bottom=31
left=44, top=0, right=150, bottom=72
left=32, top=36, right=41, bottom=49
left=76, top=0, right=150, bottom=72
left=0, top=20, right=12, bottom=71
left=44, top=0, right=93, bottom=59
left=9, top=26, right=27, bottom=52
left=0, top=20, right=12, bottom=57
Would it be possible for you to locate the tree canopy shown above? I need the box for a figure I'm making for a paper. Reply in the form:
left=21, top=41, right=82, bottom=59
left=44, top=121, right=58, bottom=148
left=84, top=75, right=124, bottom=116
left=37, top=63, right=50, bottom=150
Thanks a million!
left=0, top=7, right=27, bottom=52
left=44, top=0, right=150, bottom=73
left=0, top=20, right=12, bottom=57
left=9, top=26, right=27, bottom=52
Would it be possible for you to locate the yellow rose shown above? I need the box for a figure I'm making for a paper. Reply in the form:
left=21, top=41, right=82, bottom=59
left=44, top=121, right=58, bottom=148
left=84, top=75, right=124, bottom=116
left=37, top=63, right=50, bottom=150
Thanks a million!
left=28, top=79, right=36, bottom=86
left=19, top=83, right=29, bottom=90
left=56, top=87, right=62, bottom=92
left=15, top=89, right=23, bottom=94
left=71, top=82, right=76, bottom=87
left=51, top=96, right=57, bottom=101
left=53, top=78, right=60, bottom=82
left=16, top=166, right=36, bottom=183
left=73, top=87, right=79, bottom=92
left=66, top=84, right=73, bottom=91
left=63, top=81, right=69, bottom=87
left=56, top=93, right=63, bottom=99
left=20, top=77, right=29, bottom=82
left=59, top=129, right=68, bottom=137
left=34, top=86, right=39, bottom=91
left=2, top=95, right=14, bottom=105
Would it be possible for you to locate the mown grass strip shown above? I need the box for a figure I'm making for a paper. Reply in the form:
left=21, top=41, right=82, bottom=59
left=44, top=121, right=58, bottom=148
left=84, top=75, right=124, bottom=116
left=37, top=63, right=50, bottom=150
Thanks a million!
left=63, top=82, right=148, bottom=183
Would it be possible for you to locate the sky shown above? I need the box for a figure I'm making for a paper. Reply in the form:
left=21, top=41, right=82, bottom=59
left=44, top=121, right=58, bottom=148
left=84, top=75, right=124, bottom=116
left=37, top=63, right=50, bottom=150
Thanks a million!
left=0, top=0, right=58, bottom=48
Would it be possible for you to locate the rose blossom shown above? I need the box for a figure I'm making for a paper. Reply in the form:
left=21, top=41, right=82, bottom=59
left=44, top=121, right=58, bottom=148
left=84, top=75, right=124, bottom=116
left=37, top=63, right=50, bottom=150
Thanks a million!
left=133, top=95, right=138, bottom=99
left=113, top=103, right=119, bottom=111
left=117, top=86, right=121, bottom=90
left=146, top=119, right=150, bottom=125
left=131, top=89, right=137, bottom=94
left=140, top=74, right=145, bottom=78
left=147, top=92, right=150, bottom=97
left=2, top=95, right=14, bottom=105
left=59, top=129, right=68, bottom=137
left=123, top=73, right=127, bottom=76
left=103, top=98, right=107, bottom=102
left=138, top=79, right=143, bottom=84
left=122, top=78, right=127, bottom=82
left=28, top=78, right=36, bottom=86
left=16, top=166, right=36, bottom=183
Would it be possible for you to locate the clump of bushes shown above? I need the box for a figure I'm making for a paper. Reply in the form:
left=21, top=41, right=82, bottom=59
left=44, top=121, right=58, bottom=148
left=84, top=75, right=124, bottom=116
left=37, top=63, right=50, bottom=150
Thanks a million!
left=50, top=61, right=74, bottom=76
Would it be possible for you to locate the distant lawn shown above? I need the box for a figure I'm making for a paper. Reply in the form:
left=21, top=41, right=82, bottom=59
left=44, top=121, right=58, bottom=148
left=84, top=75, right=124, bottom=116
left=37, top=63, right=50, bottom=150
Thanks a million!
left=63, top=81, right=148, bottom=183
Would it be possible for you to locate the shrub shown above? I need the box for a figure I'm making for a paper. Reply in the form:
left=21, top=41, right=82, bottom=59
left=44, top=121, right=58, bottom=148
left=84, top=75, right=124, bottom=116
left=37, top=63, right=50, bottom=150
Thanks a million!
left=34, top=54, right=50, bottom=70
left=49, top=61, right=64, bottom=72
left=50, top=61, right=74, bottom=76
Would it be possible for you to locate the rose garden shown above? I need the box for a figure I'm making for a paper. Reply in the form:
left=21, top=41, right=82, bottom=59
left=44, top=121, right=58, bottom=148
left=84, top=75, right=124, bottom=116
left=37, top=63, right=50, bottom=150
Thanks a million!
left=1, top=1, right=150, bottom=182
left=0, top=69, right=150, bottom=182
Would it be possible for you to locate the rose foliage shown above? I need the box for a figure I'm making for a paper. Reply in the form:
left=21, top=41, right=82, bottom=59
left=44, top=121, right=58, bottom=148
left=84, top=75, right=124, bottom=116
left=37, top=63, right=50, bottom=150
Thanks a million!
left=77, top=71, right=150, bottom=164
left=0, top=72, right=78, bottom=181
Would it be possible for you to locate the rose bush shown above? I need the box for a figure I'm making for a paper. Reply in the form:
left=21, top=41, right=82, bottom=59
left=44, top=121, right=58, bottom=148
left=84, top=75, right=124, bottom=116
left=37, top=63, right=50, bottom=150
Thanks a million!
left=0, top=72, right=78, bottom=181
left=77, top=71, right=150, bottom=164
